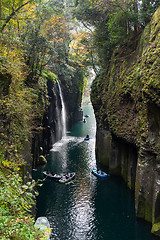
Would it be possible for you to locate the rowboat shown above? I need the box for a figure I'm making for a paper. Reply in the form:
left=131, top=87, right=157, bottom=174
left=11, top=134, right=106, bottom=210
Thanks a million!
left=84, top=137, right=89, bottom=140
left=84, top=135, right=89, bottom=141
left=92, top=168, right=108, bottom=178
left=59, top=172, right=75, bottom=183
left=43, top=171, right=61, bottom=179
left=34, top=217, right=51, bottom=239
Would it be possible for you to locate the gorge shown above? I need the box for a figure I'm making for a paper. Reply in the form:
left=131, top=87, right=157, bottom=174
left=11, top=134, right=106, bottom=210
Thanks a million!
left=34, top=101, right=156, bottom=240
left=1, top=0, right=160, bottom=238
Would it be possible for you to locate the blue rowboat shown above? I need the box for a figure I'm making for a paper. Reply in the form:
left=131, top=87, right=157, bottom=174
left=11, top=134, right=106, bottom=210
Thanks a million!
left=84, top=137, right=89, bottom=140
left=92, top=168, right=108, bottom=178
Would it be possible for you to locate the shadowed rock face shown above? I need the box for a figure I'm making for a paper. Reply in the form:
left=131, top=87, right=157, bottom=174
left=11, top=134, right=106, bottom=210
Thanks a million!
left=95, top=126, right=138, bottom=189
left=32, top=64, right=84, bottom=167
left=91, top=7, right=160, bottom=237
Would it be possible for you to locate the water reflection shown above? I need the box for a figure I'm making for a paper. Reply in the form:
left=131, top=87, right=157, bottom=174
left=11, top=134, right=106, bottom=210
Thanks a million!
left=70, top=165, right=97, bottom=240
left=34, top=105, right=156, bottom=240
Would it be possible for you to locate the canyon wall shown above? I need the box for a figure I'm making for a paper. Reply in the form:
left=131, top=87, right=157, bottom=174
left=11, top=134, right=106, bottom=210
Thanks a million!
left=91, top=7, right=160, bottom=236
left=32, top=63, right=83, bottom=167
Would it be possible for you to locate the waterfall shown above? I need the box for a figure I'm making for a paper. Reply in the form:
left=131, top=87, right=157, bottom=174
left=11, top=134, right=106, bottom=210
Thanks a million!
left=56, top=80, right=66, bottom=137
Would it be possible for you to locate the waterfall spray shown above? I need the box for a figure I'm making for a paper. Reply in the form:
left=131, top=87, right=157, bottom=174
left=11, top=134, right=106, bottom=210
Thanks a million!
left=56, top=80, right=66, bottom=137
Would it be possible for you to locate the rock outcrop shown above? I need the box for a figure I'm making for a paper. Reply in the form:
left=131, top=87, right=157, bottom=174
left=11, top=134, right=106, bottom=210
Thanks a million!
left=91, top=7, right=160, bottom=236
left=32, top=63, right=84, bottom=167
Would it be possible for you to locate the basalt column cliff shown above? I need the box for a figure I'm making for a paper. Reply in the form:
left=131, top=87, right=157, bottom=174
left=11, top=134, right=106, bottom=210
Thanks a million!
left=91, top=7, right=160, bottom=237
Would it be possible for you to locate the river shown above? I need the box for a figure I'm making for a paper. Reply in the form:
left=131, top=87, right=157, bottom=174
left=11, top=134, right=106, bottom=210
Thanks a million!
left=33, top=103, right=156, bottom=240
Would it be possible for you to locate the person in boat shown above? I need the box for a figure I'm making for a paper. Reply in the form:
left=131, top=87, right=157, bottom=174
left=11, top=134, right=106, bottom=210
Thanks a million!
left=66, top=173, right=70, bottom=179
left=46, top=169, right=50, bottom=174
left=51, top=170, right=55, bottom=176
left=86, top=134, right=89, bottom=139
left=83, top=118, right=86, bottom=123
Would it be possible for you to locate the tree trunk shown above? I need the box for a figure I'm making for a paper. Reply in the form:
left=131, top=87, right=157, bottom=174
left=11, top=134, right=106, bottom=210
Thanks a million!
left=133, top=0, right=139, bottom=34
left=1, top=0, right=31, bottom=32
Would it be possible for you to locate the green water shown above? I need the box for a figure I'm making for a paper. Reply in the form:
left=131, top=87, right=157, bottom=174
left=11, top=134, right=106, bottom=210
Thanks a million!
left=33, top=104, right=156, bottom=240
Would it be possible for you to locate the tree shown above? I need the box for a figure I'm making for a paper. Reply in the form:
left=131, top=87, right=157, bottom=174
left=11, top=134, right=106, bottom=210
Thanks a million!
left=139, top=0, right=160, bottom=26
left=69, top=27, right=98, bottom=71
left=40, top=14, right=71, bottom=73
left=0, top=0, right=35, bottom=32
left=73, top=0, right=160, bottom=69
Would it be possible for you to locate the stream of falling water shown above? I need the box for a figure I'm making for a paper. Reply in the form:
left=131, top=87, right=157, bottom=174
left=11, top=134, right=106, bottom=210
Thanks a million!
left=56, top=80, right=66, bottom=137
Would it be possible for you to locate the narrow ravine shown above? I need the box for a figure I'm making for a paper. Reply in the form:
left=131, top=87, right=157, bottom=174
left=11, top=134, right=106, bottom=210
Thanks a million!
left=33, top=102, right=156, bottom=240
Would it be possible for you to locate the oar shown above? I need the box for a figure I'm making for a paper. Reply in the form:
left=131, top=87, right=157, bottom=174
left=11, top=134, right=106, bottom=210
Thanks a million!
left=42, top=175, right=48, bottom=181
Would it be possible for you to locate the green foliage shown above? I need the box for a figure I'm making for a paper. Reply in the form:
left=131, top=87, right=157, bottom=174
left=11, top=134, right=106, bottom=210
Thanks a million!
left=0, top=170, right=43, bottom=239
left=139, top=0, right=160, bottom=26
left=0, top=1, right=86, bottom=238
left=107, top=10, right=132, bottom=45
left=0, top=0, right=37, bottom=32
left=91, top=6, right=160, bottom=151
left=0, top=39, right=49, bottom=165
left=0, top=20, right=50, bottom=238
left=73, top=0, right=160, bottom=70
left=42, top=70, right=57, bottom=83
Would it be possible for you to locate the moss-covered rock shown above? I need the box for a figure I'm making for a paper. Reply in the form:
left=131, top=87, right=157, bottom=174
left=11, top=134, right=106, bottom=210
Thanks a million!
left=91, top=6, right=160, bottom=236
left=152, top=222, right=160, bottom=237
left=31, top=62, right=84, bottom=167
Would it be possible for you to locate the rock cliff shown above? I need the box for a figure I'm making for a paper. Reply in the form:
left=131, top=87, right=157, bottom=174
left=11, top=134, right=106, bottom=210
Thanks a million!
left=91, top=7, right=160, bottom=236
left=32, top=63, right=83, bottom=167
